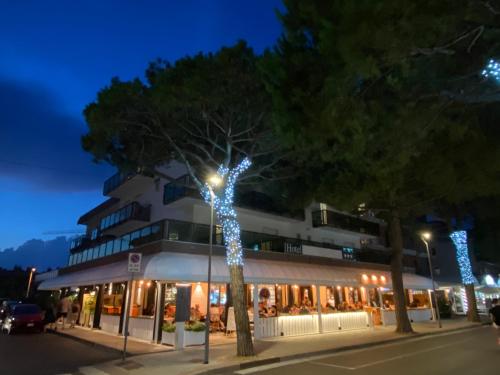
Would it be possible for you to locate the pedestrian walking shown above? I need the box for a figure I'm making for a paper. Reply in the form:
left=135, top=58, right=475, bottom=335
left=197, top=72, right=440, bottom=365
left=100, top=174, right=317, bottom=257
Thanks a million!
left=70, top=299, right=81, bottom=328
left=489, top=298, right=500, bottom=345
left=57, top=295, right=71, bottom=330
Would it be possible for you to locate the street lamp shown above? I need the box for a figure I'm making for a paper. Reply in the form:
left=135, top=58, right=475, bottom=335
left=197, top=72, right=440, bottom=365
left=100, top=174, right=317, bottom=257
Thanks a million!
left=26, top=267, right=36, bottom=298
left=420, top=232, right=441, bottom=328
left=204, top=175, right=221, bottom=364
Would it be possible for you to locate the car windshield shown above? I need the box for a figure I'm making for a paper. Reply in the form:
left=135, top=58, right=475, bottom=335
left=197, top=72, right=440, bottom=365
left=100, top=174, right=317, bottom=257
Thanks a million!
left=13, top=305, right=40, bottom=315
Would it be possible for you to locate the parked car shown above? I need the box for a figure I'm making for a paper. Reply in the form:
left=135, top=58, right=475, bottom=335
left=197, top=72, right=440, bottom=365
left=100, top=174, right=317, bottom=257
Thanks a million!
left=1, top=304, right=44, bottom=334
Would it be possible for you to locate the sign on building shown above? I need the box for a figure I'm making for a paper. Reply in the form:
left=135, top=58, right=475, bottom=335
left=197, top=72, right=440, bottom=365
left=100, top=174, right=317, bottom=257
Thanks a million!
left=128, top=252, right=142, bottom=273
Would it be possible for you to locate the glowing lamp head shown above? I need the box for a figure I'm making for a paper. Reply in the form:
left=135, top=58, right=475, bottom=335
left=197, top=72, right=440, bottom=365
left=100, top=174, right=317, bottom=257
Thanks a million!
left=371, top=275, right=378, bottom=282
left=362, top=274, right=369, bottom=282
left=208, top=175, right=222, bottom=187
left=421, top=232, right=431, bottom=241
left=31, top=268, right=36, bottom=272
left=380, top=275, right=386, bottom=283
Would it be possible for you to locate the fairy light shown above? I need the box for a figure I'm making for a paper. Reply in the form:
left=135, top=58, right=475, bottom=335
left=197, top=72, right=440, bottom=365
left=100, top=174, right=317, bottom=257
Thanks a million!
left=481, top=59, right=500, bottom=82
left=449, top=231, right=475, bottom=285
left=201, top=158, right=252, bottom=266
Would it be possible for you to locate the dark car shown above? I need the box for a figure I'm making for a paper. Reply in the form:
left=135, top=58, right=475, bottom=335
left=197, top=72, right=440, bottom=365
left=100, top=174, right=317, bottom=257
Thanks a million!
left=1, top=304, right=44, bottom=334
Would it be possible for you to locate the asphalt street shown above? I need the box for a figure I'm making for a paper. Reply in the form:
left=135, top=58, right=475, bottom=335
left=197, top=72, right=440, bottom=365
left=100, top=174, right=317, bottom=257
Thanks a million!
left=0, top=330, right=118, bottom=375
left=236, top=327, right=500, bottom=375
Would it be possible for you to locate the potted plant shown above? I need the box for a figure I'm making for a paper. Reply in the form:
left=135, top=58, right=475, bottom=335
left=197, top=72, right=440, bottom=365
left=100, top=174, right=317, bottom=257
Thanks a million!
left=161, top=322, right=176, bottom=346
left=184, top=321, right=206, bottom=346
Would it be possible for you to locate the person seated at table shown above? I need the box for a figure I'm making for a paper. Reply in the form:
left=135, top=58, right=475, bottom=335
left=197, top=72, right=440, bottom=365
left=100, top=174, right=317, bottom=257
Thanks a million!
left=258, top=301, right=269, bottom=317
left=190, top=304, right=202, bottom=320
left=409, top=300, right=419, bottom=308
left=267, top=305, right=277, bottom=317
left=326, top=302, right=337, bottom=312
left=383, top=300, right=392, bottom=309
left=164, top=303, right=175, bottom=318
left=290, top=304, right=300, bottom=315
left=302, top=297, right=312, bottom=307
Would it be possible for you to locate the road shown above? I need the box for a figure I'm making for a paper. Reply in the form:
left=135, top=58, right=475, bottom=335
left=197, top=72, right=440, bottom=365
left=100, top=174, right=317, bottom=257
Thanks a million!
left=0, top=330, right=118, bottom=375
left=236, top=327, right=500, bottom=375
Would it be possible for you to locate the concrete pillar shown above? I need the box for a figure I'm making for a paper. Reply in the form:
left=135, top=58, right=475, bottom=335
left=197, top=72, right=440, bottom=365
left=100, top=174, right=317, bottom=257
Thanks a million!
left=253, top=284, right=260, bottom=340
left=92, top=285, right=104, bottom=329
left=153, top=282, right=165, bottom=343
left=316, top=285, right=323, bottom=334
left=428, top=290, right=436, bottom=321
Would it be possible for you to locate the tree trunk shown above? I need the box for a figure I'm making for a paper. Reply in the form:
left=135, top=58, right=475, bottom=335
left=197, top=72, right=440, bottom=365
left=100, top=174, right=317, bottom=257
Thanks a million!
left=464, top=283, right=480, bottom=322
left=229, top=265, right=255, bottom=356
left=388, top=209, right=414, bottom=334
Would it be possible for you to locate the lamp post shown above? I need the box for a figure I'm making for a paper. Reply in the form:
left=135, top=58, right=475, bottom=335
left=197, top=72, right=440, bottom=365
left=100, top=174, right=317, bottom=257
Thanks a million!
left=26, top=267, right=36, bottom=298
left=204, top=175, right=220, bottom=365
left=420, top=232, right=441, bottom=328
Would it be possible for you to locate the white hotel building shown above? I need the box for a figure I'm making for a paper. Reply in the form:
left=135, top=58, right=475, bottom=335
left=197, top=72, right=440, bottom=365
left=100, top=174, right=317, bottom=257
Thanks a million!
left=38, top=164, right=435, bottom=345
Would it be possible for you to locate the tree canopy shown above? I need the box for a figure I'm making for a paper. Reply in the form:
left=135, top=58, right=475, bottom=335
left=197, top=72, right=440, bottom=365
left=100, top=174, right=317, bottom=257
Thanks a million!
left=83, top=41, right=285, bottom=188
left=262, top=0, right=500, bottom=330
left=263, top=0, right=500, bottom=216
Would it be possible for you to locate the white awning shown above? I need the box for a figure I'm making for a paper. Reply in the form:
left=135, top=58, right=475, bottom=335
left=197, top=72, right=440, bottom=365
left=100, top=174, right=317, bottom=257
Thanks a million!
left=38, top=252, right=433, bottom=290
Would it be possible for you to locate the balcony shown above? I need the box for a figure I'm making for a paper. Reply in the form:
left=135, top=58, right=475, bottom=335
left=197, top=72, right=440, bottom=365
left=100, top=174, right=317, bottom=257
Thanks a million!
left=312, top=210, right=381, bottom=236
left=103, top=170, right=154, bottom=198
left=99, top=202, right=151, bottom=234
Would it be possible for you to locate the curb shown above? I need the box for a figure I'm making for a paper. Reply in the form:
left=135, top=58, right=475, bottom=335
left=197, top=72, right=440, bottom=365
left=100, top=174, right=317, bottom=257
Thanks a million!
left=199, top=323, right=488, bottom=375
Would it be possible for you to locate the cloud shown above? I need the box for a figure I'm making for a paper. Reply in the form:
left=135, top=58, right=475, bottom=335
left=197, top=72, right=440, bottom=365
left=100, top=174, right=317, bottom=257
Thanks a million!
left=0, top=78, right=113, bottom=191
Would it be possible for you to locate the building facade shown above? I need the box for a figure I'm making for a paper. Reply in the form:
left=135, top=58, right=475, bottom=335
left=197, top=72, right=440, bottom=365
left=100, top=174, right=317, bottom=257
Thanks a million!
left=38, top=165, right=436, bottom=345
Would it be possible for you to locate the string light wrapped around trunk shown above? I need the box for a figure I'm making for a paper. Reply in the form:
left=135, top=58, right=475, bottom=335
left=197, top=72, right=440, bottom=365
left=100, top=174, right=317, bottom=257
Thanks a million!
left=481, top=59, right=500, bottom=82
left=449, top=230, right=475, bottom=285
left=201, top=158, right=252, bottom=266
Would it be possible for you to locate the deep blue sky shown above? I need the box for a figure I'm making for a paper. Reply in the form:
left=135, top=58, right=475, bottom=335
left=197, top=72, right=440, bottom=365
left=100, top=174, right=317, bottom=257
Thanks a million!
left=0, top=0, right=283, bottom=250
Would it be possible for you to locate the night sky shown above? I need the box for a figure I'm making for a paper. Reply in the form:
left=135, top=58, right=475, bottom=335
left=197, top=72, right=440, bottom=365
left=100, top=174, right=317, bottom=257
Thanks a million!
left=0, top=0, right=282, bottom=250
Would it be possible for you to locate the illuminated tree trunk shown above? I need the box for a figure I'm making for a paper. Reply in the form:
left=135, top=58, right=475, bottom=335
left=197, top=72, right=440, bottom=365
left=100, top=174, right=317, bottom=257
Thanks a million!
left=464, top=284, right=480, bottom=322
left=388, top=209, right=414, bottom=333
left=450, top=231, right=480, bottom=323
left=203, top=158, right=255, bottom=356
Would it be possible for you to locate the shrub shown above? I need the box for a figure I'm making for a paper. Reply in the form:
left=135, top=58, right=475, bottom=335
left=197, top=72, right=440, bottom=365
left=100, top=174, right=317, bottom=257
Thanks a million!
left=162, top=322, right=176, bottom=333
left=185, top=321, right=206, bottom=332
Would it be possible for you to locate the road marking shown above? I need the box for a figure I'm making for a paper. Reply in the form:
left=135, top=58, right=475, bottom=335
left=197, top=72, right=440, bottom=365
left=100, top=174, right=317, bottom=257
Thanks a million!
left=311, top=338, right=471, bottom=371
left=237, top=329, right=480, bottom=374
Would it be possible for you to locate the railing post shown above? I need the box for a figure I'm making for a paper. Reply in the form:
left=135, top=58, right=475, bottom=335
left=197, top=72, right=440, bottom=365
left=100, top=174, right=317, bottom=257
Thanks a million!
left=316, top=285, right=323, bottom=333
left=253, top=284, right=260, bottom=340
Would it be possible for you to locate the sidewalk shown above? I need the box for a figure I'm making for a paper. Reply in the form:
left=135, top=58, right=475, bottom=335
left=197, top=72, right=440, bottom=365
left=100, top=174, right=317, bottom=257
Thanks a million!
left=67, top=317, right=487, bottom=375
left=49, top=326, right=171, bottom=356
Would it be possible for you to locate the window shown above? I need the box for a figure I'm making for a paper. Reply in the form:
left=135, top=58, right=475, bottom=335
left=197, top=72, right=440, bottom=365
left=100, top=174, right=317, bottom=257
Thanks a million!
left=121, top=234, right=130, bottom=251
left=91, top=228, right=98, bottom=240
left=168, top=221, right=192, bottom=241
left=113, top=239, right=121, bottom=254
left=105, top=241, right=113, bottom=256
left=342, top=247, right=355, bottom=260
left=140, top=226, right=151, bottom=237
left=93, top=246, right=100, bottom=259
left=99, top=243, right=106, bottom=257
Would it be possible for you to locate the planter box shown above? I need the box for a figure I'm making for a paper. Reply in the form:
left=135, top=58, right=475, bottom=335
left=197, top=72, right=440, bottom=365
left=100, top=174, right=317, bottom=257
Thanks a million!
left=184, top=331, right=205, bottom=346
left=161, top=332, right=175, bottom=346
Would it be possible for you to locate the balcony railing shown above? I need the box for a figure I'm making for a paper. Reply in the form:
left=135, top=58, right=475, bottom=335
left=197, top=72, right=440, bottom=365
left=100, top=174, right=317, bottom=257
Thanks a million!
left=312, top=210, right=380, bottom=236
left=67, top=218, right=361, bottom=267
left=99, top=202, right=151, bottom=232
left=103, top=172, right=136, bottom=196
